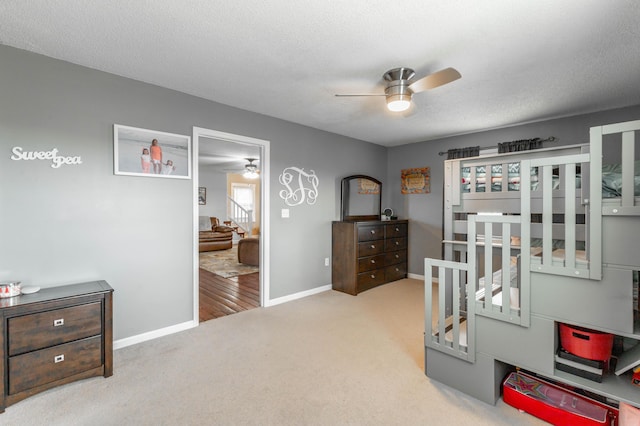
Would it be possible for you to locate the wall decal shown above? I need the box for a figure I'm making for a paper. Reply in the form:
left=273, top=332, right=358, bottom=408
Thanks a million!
left=114, top=124, right=191, bottom=179
left=10, top=146, right=82, bottom=168
left=278, top=166, right=319, bottom=206
left=401, top=167, right=430, bottom=194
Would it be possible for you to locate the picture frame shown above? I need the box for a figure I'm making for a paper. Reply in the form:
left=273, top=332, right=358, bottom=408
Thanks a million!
left=198, top=187, right=206, bottom=205
left=114, top=124, right=191, bottom=179
left=401, top=167, right=430, bottom=194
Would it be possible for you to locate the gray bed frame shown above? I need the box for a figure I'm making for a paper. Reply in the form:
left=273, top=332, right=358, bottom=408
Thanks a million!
left=424, top=119, right=640, bottom=407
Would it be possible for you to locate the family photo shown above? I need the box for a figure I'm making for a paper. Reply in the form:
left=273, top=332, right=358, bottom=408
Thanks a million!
left=114, top=124, right=191, bottom=179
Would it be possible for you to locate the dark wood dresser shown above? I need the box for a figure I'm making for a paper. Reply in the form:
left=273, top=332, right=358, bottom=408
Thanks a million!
left=332, top=220, right=408, bottom=295
left=0, top=280, right=113, bottom=412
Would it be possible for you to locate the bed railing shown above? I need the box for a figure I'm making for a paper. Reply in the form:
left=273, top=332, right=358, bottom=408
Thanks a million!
left=468, top=214, right=530, bottom=327
left=592, top=120, right=640, bottom=216
left=425, top=258, right=475, bottom=363
left=520, top=153, right=596, bottom=279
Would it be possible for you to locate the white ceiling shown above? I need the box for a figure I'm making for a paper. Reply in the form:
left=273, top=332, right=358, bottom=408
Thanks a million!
left=1, top=1, right=639, bottom=147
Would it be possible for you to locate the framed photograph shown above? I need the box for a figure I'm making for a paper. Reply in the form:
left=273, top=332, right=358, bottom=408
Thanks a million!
left=198, top=187, right=206, bottom=205
left=114, top=124, right=191, bottom=179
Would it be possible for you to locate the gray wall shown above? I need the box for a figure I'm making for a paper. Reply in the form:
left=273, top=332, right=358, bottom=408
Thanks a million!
left=0, top=45, right=386, bottom=342
left=387, top=104, right=640, bottom=276
left=198, top=167, right=228, bottom=220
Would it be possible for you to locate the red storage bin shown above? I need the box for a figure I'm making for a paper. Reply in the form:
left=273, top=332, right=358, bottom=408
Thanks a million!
left=559, top=323, right=613, bottom=362
left=503, top=371, right=618, bottom=425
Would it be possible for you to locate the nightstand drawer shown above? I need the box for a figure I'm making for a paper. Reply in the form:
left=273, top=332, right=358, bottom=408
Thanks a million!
left=8, top=302, right=102, bottom=356
left=8, top=335, right=102, bottom=395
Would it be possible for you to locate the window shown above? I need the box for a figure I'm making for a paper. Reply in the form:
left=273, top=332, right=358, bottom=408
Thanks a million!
left=231, top=183, right=256, bottom=221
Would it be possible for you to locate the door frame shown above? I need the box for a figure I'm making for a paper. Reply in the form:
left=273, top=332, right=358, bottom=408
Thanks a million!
left=192, top=126, right=270, bottom=324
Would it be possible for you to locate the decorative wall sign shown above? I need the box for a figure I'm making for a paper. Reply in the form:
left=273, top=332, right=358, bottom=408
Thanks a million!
left=358, top=178, right=380, bottom=194
left=278, top=166, right=319, bottom=206
left=401, top=167, right=430, bottom=194
left=114, top=124, right=191, bottom=179
left=10, top=146, right=82, bottom=168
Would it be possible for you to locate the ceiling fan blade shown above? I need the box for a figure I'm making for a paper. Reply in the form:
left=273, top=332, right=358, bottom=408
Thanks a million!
left=334, top=94, right=386, bottom=97
left=408, top=67, right=461, bottom=93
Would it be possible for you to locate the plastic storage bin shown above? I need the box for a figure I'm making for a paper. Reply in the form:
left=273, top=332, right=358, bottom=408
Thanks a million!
left=559, top=323, right=613, bottom=362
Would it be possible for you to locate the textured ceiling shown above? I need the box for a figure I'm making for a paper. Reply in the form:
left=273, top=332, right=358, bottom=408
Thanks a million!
left=1, top=1, right=639, bottom=147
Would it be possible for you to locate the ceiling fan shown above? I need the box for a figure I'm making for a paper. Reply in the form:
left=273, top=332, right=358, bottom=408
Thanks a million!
left=242, top=158, right=260, bottom=179
left=335, top=67, right=461, bottom=112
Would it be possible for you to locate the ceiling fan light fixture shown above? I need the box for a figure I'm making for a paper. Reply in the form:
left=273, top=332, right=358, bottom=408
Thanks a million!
left=243, top=169, right=259, bottom=179
left=386, top=94, right=411, bottom=112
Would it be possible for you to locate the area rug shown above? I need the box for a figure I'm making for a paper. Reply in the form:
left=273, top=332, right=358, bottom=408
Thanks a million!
left=199, top=244, right=259, bottom=278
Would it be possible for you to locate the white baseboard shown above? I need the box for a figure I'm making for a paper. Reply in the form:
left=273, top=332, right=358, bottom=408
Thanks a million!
left=113, top=320, right=197, bottom=350
left=407, top=273, right=438, bottom=283
left=265, top=284, right=332, bottom=307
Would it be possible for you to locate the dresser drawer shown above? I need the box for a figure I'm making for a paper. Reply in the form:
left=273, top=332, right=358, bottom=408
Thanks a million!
left=8, top=302, right=102, bottom=356
left=8, top=335, right=102, bottom=395
left=357, top=269, right=386, bottom=292
left=358, top=240, right=384, bottom=257
left=385, top=263, right=407, bottom=282
left=385, top=250, right=407, bottom=266
left=385, top=237, right=407, bottom=252
left=385, top=223, right=407, bottom=238
left=357, top=225, right=384, bottom=242
left=358, top=254, right=386, bottom=273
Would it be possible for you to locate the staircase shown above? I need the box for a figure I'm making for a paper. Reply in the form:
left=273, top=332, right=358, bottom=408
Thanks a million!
left=226, top=196, right=253, bottom=238
left=223, top=221, right=246, bottom=238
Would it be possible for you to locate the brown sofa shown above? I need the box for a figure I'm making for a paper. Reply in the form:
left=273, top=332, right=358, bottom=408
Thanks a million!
left=237, top=237, right=259, bottom=266
left=199, top=217, right=233, bottom=252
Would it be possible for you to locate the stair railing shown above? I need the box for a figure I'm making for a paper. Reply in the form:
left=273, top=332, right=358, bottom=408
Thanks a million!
left=227, top=196, right=253, bottom=237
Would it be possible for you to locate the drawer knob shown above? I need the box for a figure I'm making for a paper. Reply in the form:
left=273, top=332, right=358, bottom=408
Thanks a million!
left=370, top=244, right=375, bottom=249
left=395, top=254, right=399, bottom=259
left=370, top=230, right=376, bottom=234
left=371, top=259, right=376, bottom=264
left=370, top=274, right=376, bottom=279
left=54, top=354, right=65, bottom=363
left=53, top=318, right=65, bottom=327
left=395, top=241, right=399, bottom=245
left=395, top=227, right=399, bottom=231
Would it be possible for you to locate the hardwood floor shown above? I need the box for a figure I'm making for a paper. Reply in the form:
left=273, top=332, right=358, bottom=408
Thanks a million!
left=199, top=268, right=260, bottom=322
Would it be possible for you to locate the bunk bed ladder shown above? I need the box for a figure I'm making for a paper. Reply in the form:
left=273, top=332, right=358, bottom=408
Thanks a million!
left=424, top=258, right=475, bottom=363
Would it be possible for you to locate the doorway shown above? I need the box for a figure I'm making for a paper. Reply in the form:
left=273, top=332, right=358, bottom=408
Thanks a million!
left=192, top=127, right=270, bottom=325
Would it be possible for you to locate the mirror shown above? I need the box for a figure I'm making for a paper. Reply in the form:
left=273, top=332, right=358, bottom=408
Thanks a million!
left=341, top=175, right=382, bottom=221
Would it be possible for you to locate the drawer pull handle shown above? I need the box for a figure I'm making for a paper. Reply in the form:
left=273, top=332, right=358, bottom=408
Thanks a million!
left=370, top=230, right=376, bottom=234
left=395, top=254, right=399, bottom=258
left=395, top=227, right=399, bottom=231
left=370, top=274, right=376, bottom=279
left=371, top=259, right=376, bottom=264
left=54, top=354, right=65, bottom=363
left=53, top=318, right=65, bottom=327
left=370, top=245, right=375, bottom=249
left=395, top=241, right=399, bottom=245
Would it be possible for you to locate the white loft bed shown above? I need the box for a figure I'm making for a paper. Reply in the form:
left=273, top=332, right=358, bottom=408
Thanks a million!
left=424, top=119, right=640, bottom=407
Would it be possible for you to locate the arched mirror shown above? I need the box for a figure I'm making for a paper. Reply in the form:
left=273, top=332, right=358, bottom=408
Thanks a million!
left=341, top=175, right=382, bottom=221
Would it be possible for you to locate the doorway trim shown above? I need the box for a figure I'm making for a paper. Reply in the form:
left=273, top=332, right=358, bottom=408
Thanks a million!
left=192, top=126, right=270, bottom=324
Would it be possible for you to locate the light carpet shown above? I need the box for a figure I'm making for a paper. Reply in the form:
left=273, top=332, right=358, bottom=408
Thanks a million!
left=199, top=244, right=259, bottom=278
left=1, top=279, right=545, bottom=425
